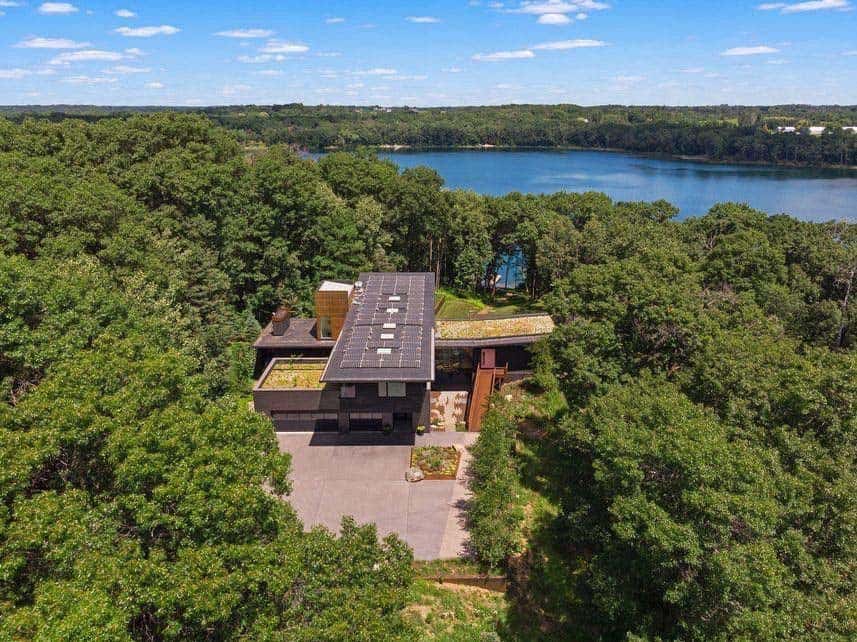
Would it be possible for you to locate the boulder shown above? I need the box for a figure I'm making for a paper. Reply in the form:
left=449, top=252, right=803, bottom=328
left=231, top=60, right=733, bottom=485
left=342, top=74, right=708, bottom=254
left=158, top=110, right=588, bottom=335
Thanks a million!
left=405, top=467, right=424, bottom=482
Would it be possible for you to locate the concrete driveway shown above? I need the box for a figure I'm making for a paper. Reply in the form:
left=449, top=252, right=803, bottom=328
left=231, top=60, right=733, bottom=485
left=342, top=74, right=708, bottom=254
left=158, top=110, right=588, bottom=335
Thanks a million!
left=276, top=431, right=478, bottom=560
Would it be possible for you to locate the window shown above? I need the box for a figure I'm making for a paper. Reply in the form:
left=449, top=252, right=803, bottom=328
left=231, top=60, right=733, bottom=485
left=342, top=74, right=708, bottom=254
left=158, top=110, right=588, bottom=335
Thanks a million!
left=382, top=322, right=396, bottom=329
left=340, top=384, right=356, bottom=399
left=318, top=315, right=332, bottom=339
left=376, top=347, right=392, bottom=355
left=378, top=381, right=406, bottom=397
left=380, top=333, right=394, bottom=340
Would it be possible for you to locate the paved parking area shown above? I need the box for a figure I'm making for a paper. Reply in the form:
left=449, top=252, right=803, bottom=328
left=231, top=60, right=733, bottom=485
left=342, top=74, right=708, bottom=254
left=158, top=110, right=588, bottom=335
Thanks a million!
left=276, top=431, right=478, bottom=560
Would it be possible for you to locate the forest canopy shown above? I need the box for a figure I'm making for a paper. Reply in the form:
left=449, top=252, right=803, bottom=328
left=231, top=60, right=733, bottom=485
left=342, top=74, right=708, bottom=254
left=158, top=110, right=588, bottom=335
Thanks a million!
left=4, top=102, right=857, bottom=167
left=0, top=113, right=854, bottom=640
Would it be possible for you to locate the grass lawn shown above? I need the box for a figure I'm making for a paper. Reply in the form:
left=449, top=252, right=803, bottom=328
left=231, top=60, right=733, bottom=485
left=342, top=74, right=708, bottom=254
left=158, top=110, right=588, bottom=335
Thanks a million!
left=434, top=288, right=543, bottom=320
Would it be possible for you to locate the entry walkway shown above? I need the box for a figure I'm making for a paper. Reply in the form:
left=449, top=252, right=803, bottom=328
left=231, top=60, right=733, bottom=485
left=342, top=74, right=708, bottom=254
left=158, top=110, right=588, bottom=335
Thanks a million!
left=275, top=431, right=478, bottom=560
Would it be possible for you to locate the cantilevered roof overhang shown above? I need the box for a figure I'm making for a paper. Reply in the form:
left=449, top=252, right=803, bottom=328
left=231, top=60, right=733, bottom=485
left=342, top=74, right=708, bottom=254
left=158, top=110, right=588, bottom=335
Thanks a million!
left=321, top=272, right=435, bottom=383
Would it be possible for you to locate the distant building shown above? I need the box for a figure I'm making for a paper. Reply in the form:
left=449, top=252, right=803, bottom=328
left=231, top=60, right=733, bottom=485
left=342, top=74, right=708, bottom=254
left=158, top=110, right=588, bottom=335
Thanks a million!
left=252, top=273, right=555, bottom=433
left=809, top=126, right=827, bottom=136
left=843, top=126, right=857, bottom=133
left=776, top=126, right=797, bottom=133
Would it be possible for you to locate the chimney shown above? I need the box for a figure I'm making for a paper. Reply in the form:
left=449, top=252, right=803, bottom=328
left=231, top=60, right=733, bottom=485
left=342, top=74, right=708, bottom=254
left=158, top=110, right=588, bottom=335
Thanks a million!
left=271, top=305, right=291, bottom=336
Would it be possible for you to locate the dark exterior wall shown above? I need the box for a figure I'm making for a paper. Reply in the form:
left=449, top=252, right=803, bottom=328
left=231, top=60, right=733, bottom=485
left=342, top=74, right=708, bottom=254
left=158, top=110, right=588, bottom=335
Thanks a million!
left=252, top=381, right=430, bottom=430
left=253, top=385, right=341, bottom=415
left=493, top=345, right=533, bottom=372
left=339, top=382, right=430, bottom=428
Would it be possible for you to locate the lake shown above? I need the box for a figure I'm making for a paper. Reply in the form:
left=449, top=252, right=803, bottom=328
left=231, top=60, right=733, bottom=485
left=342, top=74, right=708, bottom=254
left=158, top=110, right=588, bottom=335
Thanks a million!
left=374, top=149, right=857, bottom=222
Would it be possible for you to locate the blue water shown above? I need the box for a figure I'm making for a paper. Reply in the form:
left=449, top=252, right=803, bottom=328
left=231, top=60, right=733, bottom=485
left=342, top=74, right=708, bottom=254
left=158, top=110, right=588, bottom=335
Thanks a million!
left=374, top=149, right=857, bottom=222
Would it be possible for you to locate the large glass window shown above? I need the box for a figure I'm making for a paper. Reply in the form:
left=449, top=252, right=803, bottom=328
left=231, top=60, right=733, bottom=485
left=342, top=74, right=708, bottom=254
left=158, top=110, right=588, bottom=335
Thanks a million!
left=379, top=381, right=406, bottom=397
left=318, top=316, right=332, bottom=338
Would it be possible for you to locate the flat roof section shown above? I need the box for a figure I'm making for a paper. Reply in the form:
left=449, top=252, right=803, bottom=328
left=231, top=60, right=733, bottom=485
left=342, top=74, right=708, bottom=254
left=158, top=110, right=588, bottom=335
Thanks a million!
left=256, top=358, right=328, bottom=390
left=318, top=280, right=354, bottom=293
left=322, top=272, right=435, bottom=382
left=253, top=318, right=336, bottom=349
left=434, top=314, right=555, bottom=348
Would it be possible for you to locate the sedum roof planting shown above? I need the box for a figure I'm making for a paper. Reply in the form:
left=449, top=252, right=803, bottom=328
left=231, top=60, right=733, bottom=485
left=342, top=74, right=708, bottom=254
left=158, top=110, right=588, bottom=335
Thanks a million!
left=258, top=359, right=327, bottom=389
left=434, top=314, right=555, bottom=340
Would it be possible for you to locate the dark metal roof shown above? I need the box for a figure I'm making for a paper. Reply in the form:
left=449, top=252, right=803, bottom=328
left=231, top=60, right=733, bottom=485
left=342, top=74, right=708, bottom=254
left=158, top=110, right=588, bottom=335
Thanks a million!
left=253, top=318, right=336, bottom=349
left=321, top=272, right=435, bottom=382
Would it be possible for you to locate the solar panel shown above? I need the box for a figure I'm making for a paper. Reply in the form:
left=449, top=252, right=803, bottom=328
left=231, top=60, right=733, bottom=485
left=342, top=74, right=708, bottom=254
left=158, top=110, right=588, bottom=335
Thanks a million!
left=322, top=272, right=434, bottom=381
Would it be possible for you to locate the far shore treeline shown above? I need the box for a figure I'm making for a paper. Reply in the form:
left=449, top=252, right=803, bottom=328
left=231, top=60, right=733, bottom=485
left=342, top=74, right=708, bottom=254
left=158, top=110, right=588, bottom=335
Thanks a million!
left=2, top=103, right=857, bottom=168
left=0, top=113, right=854, bottom=640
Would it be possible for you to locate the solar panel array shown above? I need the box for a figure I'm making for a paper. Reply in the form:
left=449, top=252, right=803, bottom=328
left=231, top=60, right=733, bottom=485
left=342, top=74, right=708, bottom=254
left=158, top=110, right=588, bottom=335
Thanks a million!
left=337, top=274, right=427, bottom=372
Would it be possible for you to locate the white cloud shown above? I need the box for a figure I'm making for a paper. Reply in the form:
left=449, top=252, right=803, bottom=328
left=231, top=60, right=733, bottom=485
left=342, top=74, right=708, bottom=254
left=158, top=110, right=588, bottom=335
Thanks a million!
left=537, top=12, right=571, bottom=23
left=472, top=49, right=535, bottom=61
left=576, top=11, right=588, bottom=18
left=615, top=74, right=644, bottom=82
left=115, top=25, right=180, bottom=37
left=514, top=1, right=610, bottom=15
left=532, top=38, right=606, bottom=49
left=124, top=48, right=144, bottom=57
left=35, top=68, right=57, bottom=75
left=104, top=65, right=150, bottom=74
left=115, top=8, right=136, bottom=18
left=0, top=68, right=30, bottom=79
left=260, top=40, right=309, bottom=54
left=0, top=1, right=23, bottom=6
left=145, top=81, right=164, bottom=89
left=759, top=0, right=851, bottom=11
left=237, top=54, right=283, bottom=63
left=325, top=17, right=345, bottom=23
left=14, top=37, right=90, bottom=49
left=355, top=67, right=398, bottom=75
left=679, top=67, right=705, bottom=73
left=721, top=45, right=779, bottom=55
left=443, top=66, right=463, bottom=73
left=214, top=29, right=274, bottom=38
left=221, top=83, right=251, bottom=97
left=406, top=16, right=440, bottom=23
left=317, top=51, right=342, bottom=57
left=63, top=75, right=118, bottom=84
left=843, top=49, right=857, bottom=55
left=49, top=49, right=125, bottom=65
left=38, top=2, right=78, bottom=14
left=254, top=69, right=283, bottom=76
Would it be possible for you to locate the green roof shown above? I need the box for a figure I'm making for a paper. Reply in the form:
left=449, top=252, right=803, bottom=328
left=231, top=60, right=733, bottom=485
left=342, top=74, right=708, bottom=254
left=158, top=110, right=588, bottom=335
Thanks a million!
left=258, top=359, right=327, bottom=389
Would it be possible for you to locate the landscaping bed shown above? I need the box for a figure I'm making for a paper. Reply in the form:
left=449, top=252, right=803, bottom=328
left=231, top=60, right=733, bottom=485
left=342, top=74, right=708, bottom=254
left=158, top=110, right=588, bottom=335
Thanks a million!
left=410, top=445, right=461, bottom=480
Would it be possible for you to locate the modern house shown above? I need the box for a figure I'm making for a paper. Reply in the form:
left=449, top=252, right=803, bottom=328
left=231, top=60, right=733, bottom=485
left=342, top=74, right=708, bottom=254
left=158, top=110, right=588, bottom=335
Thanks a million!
left=252, top=272, right=554, bottom=433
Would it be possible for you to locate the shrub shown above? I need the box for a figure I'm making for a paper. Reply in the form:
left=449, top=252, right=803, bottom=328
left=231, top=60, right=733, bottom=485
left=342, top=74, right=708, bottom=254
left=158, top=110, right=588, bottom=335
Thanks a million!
left=467, top=405, right=523, bottom=568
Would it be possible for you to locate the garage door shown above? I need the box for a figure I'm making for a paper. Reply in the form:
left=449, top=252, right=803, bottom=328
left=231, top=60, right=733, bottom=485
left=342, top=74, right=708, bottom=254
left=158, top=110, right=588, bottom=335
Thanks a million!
left=272, top=412, right=338, bottom=432
left=349, top=412, right=383, bottom=431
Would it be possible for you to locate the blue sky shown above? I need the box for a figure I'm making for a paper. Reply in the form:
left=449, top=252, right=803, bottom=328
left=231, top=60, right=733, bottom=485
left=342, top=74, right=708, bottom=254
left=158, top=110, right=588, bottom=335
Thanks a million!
left=0, top=0, right=855, bottom=106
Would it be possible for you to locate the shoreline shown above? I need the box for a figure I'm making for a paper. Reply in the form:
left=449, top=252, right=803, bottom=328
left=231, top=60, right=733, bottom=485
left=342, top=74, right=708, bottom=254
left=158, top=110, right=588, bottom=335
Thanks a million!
left=317, top=144, right=857, bottom=172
